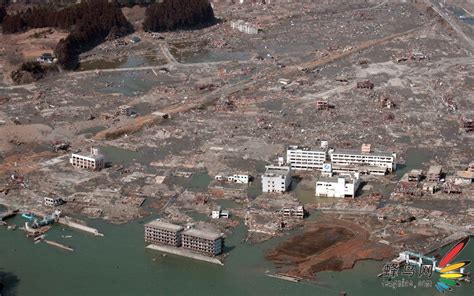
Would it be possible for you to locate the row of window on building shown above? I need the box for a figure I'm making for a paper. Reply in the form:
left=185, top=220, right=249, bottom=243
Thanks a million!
left=144, top=220, right=224, bottom=256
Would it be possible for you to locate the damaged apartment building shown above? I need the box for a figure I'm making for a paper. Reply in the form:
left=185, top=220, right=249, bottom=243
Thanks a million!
left=144, top=219, right=224, bottom=256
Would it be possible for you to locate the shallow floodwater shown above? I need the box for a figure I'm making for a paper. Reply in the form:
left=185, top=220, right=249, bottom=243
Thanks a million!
left=79, top=56, right=161, bottom=71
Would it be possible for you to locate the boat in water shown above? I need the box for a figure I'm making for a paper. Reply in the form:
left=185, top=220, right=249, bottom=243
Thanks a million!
left=21, top=213, right=35, bottom=220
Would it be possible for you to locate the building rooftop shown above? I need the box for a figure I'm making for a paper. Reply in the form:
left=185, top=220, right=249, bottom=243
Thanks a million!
left=331, top=148, right=394, bottom=158
left=287, top=145, right=326, bottom=152
left=71, top=151, right=104, bottom=160
left=182, top=228, right=223, bottom=241
left=427, top=165, right=442, bottom=175
left=456, top=171, right=474, bottom=179
left=264, top=166, right=291, bottom=177
left=317, top=176, right=340, bottom=183
left=317, top=174, right=358, bottom=183
left=145, top=220, right=184, bottom=232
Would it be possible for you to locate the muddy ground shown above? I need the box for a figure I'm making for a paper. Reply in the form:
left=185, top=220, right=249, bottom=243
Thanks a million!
left=266, top=215, right=395, bottom=278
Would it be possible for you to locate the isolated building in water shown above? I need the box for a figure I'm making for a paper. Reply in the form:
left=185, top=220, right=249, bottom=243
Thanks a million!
left=181, top=229, right=224, bottom=256
left=144, top=220, right=184, bottom=247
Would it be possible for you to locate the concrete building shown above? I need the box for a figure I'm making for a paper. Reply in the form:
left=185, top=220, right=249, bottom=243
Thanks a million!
left=329, top=144, right=396, bottom=175
left=44, top=197, right=65, bottom=207
left=211, top=206, right=221, bottom=219
left=227, top=174, right=250, bottom=184
left=315, top=173, right=361, bottom=198
left=262, top=165, right=291, bottom=193
left=181, top=229, right=224, bottom=256
left=454, top=170, right=474, bottom=185
left=144, top=220, right=184, bottom=247
left=422, top=182, right=439, bottom=194
left=281, top=205, right=305, bottom=219
left=215, top=173, right=250, bottom=184
left=426, top=166, right=443, bottom=182
left=117, top=105, right=133, bottom=116
left=407, top=169, right=423, bottom=182
left=70, top=147, right=105, bottom=171
left=286, top=145, right=327, bottom=171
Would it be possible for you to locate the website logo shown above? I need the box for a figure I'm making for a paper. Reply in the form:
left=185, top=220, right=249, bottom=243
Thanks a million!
left=435, top=236, right=470, bottom=293
left=379, top=236, right=471, bottom=293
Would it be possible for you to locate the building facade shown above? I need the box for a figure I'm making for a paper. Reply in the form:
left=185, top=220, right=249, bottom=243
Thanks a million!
left=315, top=173, right=361, bottom=198
left=281, top=205, right=305, bottom=219
left=426, top=166, right=442, bottom=182
left=227, top=174, right=250, bottom=184
left=181, top=229, right=224, bottom=256
left=286, top=146, right=327, bottom=171
left=329, top=146, right=396, bottom=175
left=144, top=220, right=184, bottom=247
left=262, top=165, right=291, bottom=193
left=230, top=20, right=259, bottom=34
left=70, top=147, right=105, bottom=171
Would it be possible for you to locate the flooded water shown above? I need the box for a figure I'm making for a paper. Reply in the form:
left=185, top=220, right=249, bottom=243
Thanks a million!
left=396, top=148, right=433, bottom=179
left=170, top=44, right=250, bottom=64
left=95, top=73, right=158, bottom=97
left=448, top=6, right=474, bottom=26
left=79, top=56, right=162, bottom=71
left=1, top=212, right=472, bottom=296
left=166, top=171, right=212, bottom=192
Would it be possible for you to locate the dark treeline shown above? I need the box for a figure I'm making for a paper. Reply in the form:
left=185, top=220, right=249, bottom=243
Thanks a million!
left=0, top=6, right=5, bottom=24
left=143, top=0, right=215, bottom=32
left=2, top=0, right=132, bottom=69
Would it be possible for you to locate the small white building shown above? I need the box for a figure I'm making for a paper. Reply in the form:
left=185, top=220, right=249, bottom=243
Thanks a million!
left=70, top=147, right=105, bottom=171
left=44, top=197, right=65, bottom=207
left=215, top=174, right=250, bottom=184
left=211, top=207, right=221, bottom=219
left=227, top=174, right=250, bottom=184
left=262, top=165, right=291, bottom=193
left=315, top=173, right=361, bottom=198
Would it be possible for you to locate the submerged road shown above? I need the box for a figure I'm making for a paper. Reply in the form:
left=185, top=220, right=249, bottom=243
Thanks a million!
left=426, top=0, right=474, bottom=51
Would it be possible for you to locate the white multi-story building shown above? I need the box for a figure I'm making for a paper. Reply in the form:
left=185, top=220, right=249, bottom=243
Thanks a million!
left=70, top=147, right=105, bottom=171
left=329, top=145, right=396, bottom=175
left=315, top=173, right=361, bottom=198
left=262, top=165, right=291, bottom=193
left=286, top=145, right=327, bottom=171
